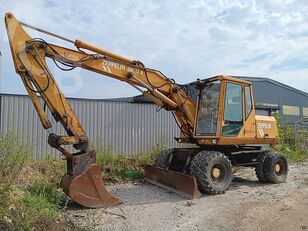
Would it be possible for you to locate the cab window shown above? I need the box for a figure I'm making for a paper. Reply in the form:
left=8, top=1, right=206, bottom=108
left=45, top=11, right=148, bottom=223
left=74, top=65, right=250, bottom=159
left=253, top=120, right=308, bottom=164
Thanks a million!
left=245, top=86, right=252, bottom=119
left=222, top=83, right=243, bottom=136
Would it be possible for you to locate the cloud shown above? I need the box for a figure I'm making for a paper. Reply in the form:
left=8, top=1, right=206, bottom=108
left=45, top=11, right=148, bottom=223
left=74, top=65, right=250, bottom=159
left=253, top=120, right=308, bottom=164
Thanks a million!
left=1, top=0, right=308, bottom=98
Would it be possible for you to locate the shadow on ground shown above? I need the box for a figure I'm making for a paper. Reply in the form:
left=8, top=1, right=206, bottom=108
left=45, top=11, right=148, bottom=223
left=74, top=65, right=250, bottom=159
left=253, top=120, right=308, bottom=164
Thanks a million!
left=230, top=176, right=274, bottom=190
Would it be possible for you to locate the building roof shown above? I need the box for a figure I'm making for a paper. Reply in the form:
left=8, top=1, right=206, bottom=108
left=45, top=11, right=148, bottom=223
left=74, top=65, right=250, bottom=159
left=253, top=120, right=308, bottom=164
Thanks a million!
left=233, top=76, right=308, bottom=98
left=0, top=93, right=135, bottom=103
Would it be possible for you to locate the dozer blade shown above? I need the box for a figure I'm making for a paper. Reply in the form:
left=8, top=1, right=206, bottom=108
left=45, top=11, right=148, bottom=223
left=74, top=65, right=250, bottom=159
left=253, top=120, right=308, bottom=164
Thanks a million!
left=144, top=165, right=201, bottom=199
left=61, top=163, right=122, bottom=208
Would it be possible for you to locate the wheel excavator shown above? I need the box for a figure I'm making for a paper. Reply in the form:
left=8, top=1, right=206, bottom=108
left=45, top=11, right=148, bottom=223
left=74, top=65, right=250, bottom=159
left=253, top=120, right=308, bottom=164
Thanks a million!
left=5, top=13, right=288, bottom=208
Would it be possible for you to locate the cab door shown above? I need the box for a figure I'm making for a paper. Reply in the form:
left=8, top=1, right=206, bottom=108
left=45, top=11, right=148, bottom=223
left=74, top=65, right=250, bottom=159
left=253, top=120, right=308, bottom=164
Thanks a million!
left=222, top=82, right=244, bottom=136
left=195, top=81, right=221, bottom=137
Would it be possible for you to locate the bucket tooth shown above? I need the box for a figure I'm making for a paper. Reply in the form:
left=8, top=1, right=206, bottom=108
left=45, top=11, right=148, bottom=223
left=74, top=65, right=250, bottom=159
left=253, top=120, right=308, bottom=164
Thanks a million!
left=144, top=165, right=201, bottom=199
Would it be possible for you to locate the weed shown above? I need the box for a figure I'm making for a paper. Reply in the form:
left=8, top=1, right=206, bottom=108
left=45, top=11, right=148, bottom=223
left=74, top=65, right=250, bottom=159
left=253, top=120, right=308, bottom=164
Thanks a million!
left=122, top=170, right=144, bottom=180
left=0, top=131, right=30, bottom=184
left=33, top=158, right=66, bottom=185
left=27, top=180, right=64, bottom=206
left=8, top=192, right=59, bottom=231
left=0, top=132, right=72, bottom=230
left=273, top=113, right=307, bottom=161
left=0, top=167, right=66, bottom=230
left=275, top=143, right=306, bottom=162
left=96, top=144, right=165, bottom=181
left=0, top=185, right=12, bottom=219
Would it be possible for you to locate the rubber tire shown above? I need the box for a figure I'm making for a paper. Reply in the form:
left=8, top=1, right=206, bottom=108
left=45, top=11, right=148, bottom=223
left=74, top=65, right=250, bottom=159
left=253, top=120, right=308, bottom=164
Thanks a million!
left=190, top=151, right=233, bottom=195
left=154, top=149, right=174, bottom=168
left=264, top=152, right=288, bottom=183
left=255, top=151, right=271, bottom=183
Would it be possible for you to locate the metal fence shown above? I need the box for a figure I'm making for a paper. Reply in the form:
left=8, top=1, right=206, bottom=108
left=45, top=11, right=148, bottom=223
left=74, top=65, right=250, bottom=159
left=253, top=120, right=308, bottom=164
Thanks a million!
left=0, top=94, right=181, bottom=159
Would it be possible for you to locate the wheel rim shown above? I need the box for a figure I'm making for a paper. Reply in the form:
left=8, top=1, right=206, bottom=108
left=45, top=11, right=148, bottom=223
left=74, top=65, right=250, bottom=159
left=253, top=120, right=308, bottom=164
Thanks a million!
left=212, top=167, right=221, bottom=178
left=275, top=163, right=281, bottom=173
left=274, top=159, right=286, bottom=176
left=211, top=164, right=226, bottom=184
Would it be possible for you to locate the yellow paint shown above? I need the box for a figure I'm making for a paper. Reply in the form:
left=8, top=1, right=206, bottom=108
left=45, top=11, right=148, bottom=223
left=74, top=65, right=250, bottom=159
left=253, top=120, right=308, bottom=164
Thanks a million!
left=212, top=168, right=221, bottom=178
left=275, top=163, right=281, bottom=173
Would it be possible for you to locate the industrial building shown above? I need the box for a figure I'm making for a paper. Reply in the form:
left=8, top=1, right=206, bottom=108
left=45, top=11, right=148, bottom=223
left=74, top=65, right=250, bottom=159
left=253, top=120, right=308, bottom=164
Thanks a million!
left=239, top=77, right=308, bottom=124
left=0, top=76, right=307, bottom=159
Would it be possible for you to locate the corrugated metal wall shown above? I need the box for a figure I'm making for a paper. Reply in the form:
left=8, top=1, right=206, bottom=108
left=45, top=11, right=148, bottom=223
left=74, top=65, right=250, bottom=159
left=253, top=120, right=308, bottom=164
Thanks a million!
left=0, top=94, right=181, bottom=159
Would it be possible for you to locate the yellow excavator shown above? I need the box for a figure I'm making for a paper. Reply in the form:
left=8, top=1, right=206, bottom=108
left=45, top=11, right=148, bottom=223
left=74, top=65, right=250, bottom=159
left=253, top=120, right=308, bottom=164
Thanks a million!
left=5, top=13, right=288, bottom=208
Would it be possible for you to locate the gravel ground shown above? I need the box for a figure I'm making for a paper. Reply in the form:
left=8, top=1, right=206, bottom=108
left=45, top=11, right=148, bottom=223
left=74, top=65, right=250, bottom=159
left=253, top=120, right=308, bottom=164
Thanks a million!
left=66, top=161, right=308, bottom=231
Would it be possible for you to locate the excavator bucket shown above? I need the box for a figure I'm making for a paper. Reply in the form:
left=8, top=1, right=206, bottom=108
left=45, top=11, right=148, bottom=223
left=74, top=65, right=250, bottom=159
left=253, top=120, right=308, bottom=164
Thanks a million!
left=60, top=152, right=122, bottom=208
left=144, top=165, right=201, bottom=199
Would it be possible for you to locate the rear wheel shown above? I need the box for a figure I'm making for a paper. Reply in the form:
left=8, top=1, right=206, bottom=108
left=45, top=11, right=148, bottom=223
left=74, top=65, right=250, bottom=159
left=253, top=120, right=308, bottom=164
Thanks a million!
left=190, top=151, right=233, bottom=195
left=264, top=152, right=288, bottom=183
left=255, top=151, right=271, bottom=183
left=154, top=149, right=174, bottom=168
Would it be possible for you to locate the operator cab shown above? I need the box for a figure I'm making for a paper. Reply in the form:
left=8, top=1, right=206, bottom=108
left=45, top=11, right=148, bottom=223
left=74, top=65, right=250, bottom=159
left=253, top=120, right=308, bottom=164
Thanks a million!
left=193, top=76, right=255, bottom=145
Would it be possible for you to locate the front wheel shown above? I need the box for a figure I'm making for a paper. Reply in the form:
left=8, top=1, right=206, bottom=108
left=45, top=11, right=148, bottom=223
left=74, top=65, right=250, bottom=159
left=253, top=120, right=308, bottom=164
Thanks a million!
left=189, top=151, right=233, bottom=195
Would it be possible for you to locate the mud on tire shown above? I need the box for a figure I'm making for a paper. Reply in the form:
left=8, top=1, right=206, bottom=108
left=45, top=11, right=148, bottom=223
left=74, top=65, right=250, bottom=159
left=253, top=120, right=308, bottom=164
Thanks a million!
left=189, top=151, right=233, bottom=195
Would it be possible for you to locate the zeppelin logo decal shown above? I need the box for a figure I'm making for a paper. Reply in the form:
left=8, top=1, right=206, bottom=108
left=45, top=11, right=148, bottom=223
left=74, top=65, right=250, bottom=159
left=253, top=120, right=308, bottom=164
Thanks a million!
left=102, top=60, right=143, bottom=75
left=102, top=63, right=112, bottom=73
left=257, top=123, right=271, bottom=129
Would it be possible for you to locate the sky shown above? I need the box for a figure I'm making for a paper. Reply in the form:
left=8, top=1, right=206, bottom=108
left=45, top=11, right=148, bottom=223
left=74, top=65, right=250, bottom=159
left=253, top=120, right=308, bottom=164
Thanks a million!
left=0, top=0, right=308, bottom=99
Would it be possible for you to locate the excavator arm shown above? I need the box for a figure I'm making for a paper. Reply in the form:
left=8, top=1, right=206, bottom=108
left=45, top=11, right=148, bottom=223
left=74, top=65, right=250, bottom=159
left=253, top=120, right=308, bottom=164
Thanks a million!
left=5, top=13, right=198, bottom=207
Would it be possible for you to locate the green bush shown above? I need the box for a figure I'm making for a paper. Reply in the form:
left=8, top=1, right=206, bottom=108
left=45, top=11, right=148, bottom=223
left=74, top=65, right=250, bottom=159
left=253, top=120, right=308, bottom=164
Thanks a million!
left=96, top=144, right=165, bottom=181
left=0, top=183, right=13, bottom=220
left=275, top=143, right=306, bottom=162
left=3, top=168, right=66, bottom=230
left=0, top=131, right=30, bottom=184
left=0, top=132, right=72, bottom=230
left=27, top=179, right=64, bottom=206
left=273, top=113, right=307, bottom=161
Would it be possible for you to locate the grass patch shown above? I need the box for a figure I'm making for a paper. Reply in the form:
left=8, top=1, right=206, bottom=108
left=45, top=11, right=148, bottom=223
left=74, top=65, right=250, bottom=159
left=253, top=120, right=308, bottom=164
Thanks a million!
left=2, top=165, right=68, bottom=231
left=11, top=193, right=59, bottom=230
left=0, top=131, right=69, bottom=230
left=97, top=144, right=165, bottom=181
left=0, top=131, right=29, bottom=184
left=27, top=179, right=64, bottom=206
left=275, top=143, right=306, bottom=162
left=273, top=113, right=308, bottom=162
left=0, top=183, right=13, bottom=220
